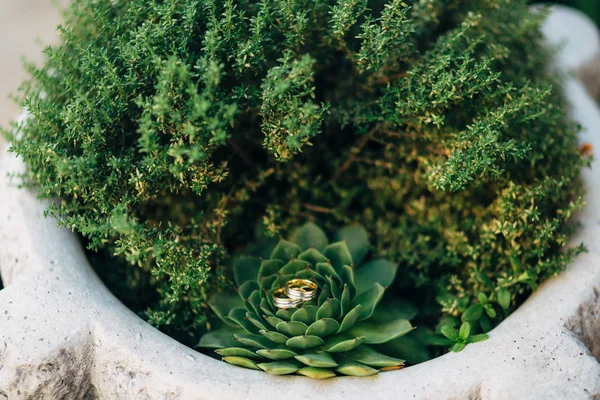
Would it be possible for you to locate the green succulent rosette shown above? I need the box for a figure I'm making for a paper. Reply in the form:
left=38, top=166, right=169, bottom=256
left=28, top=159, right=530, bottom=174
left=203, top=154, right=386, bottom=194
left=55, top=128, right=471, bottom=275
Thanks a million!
left=199, top=223, right=415, bottom=379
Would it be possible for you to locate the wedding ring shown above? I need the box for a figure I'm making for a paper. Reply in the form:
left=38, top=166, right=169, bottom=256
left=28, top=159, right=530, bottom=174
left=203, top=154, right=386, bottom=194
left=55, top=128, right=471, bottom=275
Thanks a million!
left=285, top=279, right=318, bottom=301
left=272, top=287, right=302, bottom=309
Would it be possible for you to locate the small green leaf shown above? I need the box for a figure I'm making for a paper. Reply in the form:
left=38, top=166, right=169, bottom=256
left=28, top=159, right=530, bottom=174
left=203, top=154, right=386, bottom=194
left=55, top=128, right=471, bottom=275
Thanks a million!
left=317, top=298, right=341, bottom=319
left=352, top=283, right=385, bottom=321
left=234, top=333, right=276, bottom=349
left=294, top=351, right=338, bottom=368
left=484, top=304, right=496, bottom=318
left=497, top=288, right=511, bottom=310
left=256, top=348, right=298, bottom=360
left=354, top=259, right=397, bottom=295
left=343, top=345, right=404, bottom=368
left=348, top=319, right=414, bottom=344
left=286, top=335, right=324, bottom=349
left=270, top=239, right=302, bottom=261
left=323, top=241, right=353, bottom=272
left=298, top=248, right=329, bottom=265
left=321, top=334, right=366, bottom=352
left=334, top=225, right=369, bottom=266
left=479, top=315, right=492, bottom=333
left=440, top=325, right=459, bottom=342
left=467, top=333, right=489, bottom=344
left=215, top=347, right=265, bottom=360
left=233, top=256, right=261, bottom=287
left=338, top=305, right=362, bottom=332
left=477, top=292, right=488, bottom=304
left=291, top=222, right=329, bottom=251
left=258, top=360, right=303, bottom=375
left=291, top=306, right=319, bottom=325
left=461, top=304, right=483, bottom=322
left=306, top=318, right=340, bottom=337
left=335, top=358, right=378, bottom=376
left=297, top=366, right=336, bottom=379
left=276, top=320, right=308, bottom=336
left=207, top=291, right=244, bottom=326
left=450, top=342, right=466, bottom=352
left=258, top=329, right=289, bottom=344
left=258, top=259, right=284, bottom=278
left=223, top=356, right=261, bottom=370
left=459, top=322, right=471, bottom=341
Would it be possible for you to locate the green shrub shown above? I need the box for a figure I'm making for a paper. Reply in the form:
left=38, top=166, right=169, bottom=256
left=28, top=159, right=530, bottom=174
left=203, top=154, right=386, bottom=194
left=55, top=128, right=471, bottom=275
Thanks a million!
left=4, top=0, right=586, bottom=354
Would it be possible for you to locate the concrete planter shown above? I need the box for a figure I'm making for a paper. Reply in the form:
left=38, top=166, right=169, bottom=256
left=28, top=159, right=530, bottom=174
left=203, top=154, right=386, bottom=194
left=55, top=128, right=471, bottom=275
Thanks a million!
left=2, top=6, right=600, bottom=400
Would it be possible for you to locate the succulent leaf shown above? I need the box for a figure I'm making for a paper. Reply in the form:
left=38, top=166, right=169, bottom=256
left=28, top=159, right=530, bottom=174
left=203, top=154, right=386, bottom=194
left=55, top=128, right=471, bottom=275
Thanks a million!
left=256, top=348, right=298, bottom=360
left=333, top=226, right=369, bottom=266
left=291, top=222, right=329, bottom=252
left=225, top=308, right=259, bottom=334
left=306, top=318, right=340, bottom=337
left=276, top=321, right=308, bottom=336
left=259, top=329, right=289, bottom=344
left=317, top=298, right=342, bottom=319
left=234, top=333, right=276, bottom=349
left=280, top=259, right=311, bottom=275
left=316, top=262, right=340, bottom=282
left=335, top=359, right=378, bottom=377
left=297, top=367, right=337, bottom=379
left=216, top=347, right=266, bottom=360
left=238, top=281, right=260, bottom=300
left=354, top=259, right=398, bottom=295
left=270, top=240, right=302, bottom=261
left=352, top=283, right=386, bottom=321
left=208, top=291, right=244, bottom=325
left=294, top=351, right=338, bottom=368
left=200, top=223, right=415, bottom=378
left=323, top=242, right=354, bottom=272
left=321, top=335, right=366, bottom=352
left=198, top=328, right=242, bottom=349
left=343, top=346, right=404, bottom=368
left=258, top=260, right=284, bottom=278
left=298, top=248, right=329, bottom=265
left=291, top=306, right=319, bottom=324
left=338, top=305, right=363, bottom=333
left=233, top=256, right=261, bottom=287
left=286, top=335, right=325, bottom=349
left=258, top=360, right=303, bottom=375
left=223, top=356, right=261, bottom=371
left=348, top=319, right=414, bottom=344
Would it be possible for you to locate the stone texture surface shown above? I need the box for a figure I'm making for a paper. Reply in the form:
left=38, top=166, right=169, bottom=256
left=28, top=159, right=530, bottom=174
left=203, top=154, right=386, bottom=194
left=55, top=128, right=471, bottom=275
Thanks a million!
left=1, top=5, right=600, bottom=400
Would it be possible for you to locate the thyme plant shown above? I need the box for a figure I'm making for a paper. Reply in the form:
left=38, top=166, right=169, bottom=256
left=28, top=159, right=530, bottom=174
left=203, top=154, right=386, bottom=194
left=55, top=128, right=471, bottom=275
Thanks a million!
left=3, top=0, right=586, bottom=357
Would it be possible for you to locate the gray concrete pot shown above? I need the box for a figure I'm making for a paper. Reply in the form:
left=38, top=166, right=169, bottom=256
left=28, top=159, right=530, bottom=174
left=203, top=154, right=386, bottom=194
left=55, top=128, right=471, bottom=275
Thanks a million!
left=2, top=6, right=600, bottom=400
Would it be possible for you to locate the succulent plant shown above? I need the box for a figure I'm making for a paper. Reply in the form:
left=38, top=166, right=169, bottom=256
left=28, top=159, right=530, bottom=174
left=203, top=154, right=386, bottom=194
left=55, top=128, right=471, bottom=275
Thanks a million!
left=199, top=223, right=414, bottom=378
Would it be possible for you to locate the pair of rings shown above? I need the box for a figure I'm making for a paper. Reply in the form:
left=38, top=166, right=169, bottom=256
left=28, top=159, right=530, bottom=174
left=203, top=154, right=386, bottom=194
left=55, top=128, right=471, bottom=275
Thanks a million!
left=272, top=279, right=318, bottom=309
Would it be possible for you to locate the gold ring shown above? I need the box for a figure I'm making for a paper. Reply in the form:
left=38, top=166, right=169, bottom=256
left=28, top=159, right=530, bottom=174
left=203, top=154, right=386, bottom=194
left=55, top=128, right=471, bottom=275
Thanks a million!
left=285, top=279, right=318, bottom=301
left=272, top=287, right=302, bottom=309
